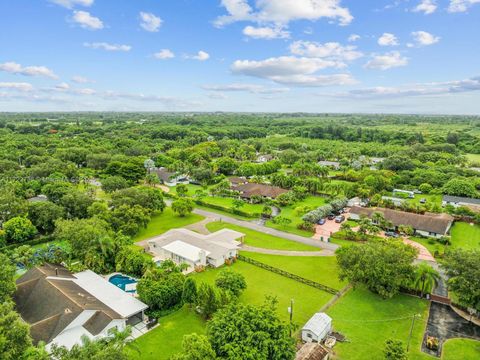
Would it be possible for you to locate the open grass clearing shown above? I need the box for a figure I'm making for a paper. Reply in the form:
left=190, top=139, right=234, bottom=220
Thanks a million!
left=206, top=221, right=320, bottom=251
left=133, top=207, right=204, bottom=242
left=326, top=287, right=432, bottom=360
left=441, top=338, right=480, bottom=360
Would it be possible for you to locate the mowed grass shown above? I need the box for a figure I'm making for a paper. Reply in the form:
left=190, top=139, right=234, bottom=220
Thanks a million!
left=266, top=196, right=327, bottom=237
left=450, top=222, right=480, bottom=250
left=241, top=251, right=347, bottom=290
left=199, top=196, right=265, bottom=215
left=127, top=306, right=206, bottom=360
left=133, top=207, right=204, bottom=242
left=206, top=221, right=320, bottom=251
left=442, top=338, right=480, bottom=360
left=466, top=153, right=480, bottom=164
left=327, top=287, right=432, bottom=360
left=193, top=260, right=334, bottom=326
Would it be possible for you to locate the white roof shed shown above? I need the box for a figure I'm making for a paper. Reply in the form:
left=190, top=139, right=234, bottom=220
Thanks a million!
left=302, top=313, right=332, bottom=342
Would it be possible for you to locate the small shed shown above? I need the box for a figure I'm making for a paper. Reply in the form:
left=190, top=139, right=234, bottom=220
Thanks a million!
left=302, top=313, right=332, bottom=343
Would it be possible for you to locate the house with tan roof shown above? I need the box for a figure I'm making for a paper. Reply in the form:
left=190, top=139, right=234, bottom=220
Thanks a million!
left=147, top=228, right=245, bottom=273
left=232, top=182, right=288, bottom=200
left=14, top=264, right=148, bottom=351
left=349, top=206, right=454, bottom=238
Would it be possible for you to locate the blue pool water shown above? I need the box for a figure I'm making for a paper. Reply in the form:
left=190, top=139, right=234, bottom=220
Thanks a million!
left=109, top=274, right=137, bottom=293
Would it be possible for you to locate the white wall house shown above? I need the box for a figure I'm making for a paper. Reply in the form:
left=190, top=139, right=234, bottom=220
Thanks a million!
left=148, top=228, right=245, bottom=273
left=301, top=313, right=332, bottom=343
left=14, top=264, right=148, bottom=351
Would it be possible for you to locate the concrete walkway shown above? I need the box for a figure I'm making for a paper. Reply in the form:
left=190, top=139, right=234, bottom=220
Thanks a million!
left=241, top=245, right=331, bottom=256
left=191, top=208, right=339, bottom=252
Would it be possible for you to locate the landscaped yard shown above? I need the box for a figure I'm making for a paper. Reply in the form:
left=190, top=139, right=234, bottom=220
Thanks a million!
left=127, top=306, right=206, bottom=360
left=326, top=287, right=432, bottom=360
left=133, top=207, right=204, bottom=242
left=199, top=196, right=265, bottom=215
left=206, top=221, right=320, bottom=251
left=266, top=195, right=327, bottom=236
left=450, top=222, right=480, bottom=250
left=241, top=251, right=347, bottom=290
left=442, top=338, right=480, bottom=360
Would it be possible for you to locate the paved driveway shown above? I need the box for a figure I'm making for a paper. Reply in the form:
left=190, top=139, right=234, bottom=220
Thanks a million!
left=313, top=213, right=350, bottom=240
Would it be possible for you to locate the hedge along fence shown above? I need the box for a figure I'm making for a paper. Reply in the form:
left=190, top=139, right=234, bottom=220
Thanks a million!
left=193, top=199, right=261, bottom=219
left=1, top=234, right=56, bottom=251
left=237, top=254, right=338, bottom=295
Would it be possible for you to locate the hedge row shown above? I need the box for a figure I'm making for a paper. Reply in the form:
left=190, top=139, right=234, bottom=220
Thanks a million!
left=193, top=199, right=261, bottom=219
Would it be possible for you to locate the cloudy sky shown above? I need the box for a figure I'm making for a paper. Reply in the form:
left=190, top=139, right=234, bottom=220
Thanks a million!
left=1, top=0, right=479, bottom=114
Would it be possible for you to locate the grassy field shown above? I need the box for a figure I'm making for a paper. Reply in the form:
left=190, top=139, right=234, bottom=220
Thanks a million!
left=406, top=193, right=443, bottom=208
left=206, top=221, right=319, bottom=251
left=266, top=195, right=327, bottom=236
left=466, top=153, right=480, bottom=164
left=133, top=207, right=204, bottom=242
left=241, top=251, right=347, bottom=290
left=442, top=338, right=480, bottom=360
left=199, top=196, right=265, bottom=215
left=327, top=287, right=432, bottom=360
left=127, top=306, right=206, bottom=360
left=450, top=222, right=480, bottom=250
left=193, top=260, right=334, bottom=325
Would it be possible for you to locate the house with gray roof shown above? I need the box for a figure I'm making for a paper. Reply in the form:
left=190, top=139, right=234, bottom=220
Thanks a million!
left=14, top=264, right=148, bottom=351
left=442, top=195, right=480, bottom=211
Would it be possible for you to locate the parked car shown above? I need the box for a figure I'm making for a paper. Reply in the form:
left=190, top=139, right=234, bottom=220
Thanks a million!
left=385, top=231, right=399, bottom=238
left=419, top=198, right=426, bottom=204
left=335, top=215, right=345, bottom=223
left=318, top=218, right=326, bottom=225
left=327, top=213, right=336, bottom=220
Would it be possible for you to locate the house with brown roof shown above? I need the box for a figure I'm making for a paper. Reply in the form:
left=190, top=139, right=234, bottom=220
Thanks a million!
left=14, top=264, right=148, bottom=351
left=228, top=176, right=248, bottom=186
left=349, top=206, right=454, bottom=238
left=296, top=343, right=330, bottom=360
left=151, top=167, right=189, bottom=186
left=232, top=182, right=288, bottom=200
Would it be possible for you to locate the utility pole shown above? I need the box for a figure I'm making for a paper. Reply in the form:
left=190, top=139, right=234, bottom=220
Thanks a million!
left=288, top=299, right=294, bottom=337
left=407, top=314, right=419, bottom=352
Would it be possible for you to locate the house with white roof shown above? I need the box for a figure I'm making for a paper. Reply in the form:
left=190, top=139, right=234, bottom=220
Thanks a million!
left=147, top=228, right=245, bottom=273
left=301, top=312, right=332, bottom=343
left=14, top=264, right=148, bottom=351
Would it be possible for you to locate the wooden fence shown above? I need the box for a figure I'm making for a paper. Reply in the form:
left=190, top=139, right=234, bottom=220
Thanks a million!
left=237, top=255, right=338, bottom=295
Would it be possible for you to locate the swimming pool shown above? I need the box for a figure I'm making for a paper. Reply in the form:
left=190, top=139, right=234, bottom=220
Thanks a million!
left=108, top=274, right=137, bottom=293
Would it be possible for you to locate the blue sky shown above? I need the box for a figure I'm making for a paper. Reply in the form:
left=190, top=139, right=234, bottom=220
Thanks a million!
left=0, top=0, right=479, bottom=114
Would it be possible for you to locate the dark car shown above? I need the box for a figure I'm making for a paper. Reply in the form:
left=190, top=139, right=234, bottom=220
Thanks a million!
left=318, top=218, right=326, bottom=225
left=385, top=231, right=399, bottom=238
left=335, top=215, right=345, bottom=223
left=327, top=213, right=336, bottom=220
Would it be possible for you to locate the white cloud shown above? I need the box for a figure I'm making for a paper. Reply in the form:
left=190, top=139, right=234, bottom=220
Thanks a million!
left=330, top=76, right=480, bottom=98
left=0, top=82, right=34, bottom=92
left=154, top=49, right=175, bottom=59
left=215, top=0, right=353, bottom=27
left=412, top=0, right=437, bottom=14
left=0, top=61, right=58, bottom=79
left=49, top=0, right=93, bottom=8
left=289, top=41, right=363, bottom=62
left=243, top=25, right=290, bottom=39
left=231, top=56, right=355, bottom=86
left=139, top=12, right=162, bottom=32
left=364, top=51, right=408, bottom=70
left=207, top=92, right=228, bottom=99
left=72, top=10, right=103, bottom=30
left=55, top=82, right=70, bottom=90
left=186, top=51, right=210, bottom=61
left=202, top=83, right=289, bottom=94
left=348, top=34, right=360, bottom=42
left=378, top=33, right=399, bottom=46
left=84, top=42, right=131, bottom=51
left=411, top=31, right=440, bottom=46
left=448, top=0, right=480, bottom=12
left=71, top=75, right=93, bottom=83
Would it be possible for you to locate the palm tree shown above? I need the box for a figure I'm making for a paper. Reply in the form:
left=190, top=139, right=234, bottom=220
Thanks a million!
left=414, top=263, right=440, bottom=298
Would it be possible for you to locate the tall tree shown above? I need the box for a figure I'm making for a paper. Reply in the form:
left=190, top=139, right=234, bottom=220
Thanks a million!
left=413, top=263, right=440, bottom=297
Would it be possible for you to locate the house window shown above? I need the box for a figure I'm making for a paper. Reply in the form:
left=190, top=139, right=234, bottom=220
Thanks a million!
left=307, top=333, right=312, bottom=338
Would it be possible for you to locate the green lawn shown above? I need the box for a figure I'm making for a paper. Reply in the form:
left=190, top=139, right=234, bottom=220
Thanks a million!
left=327, top=287, right=432, bottom=360
left=442, top=338, right=480, bottom=360
left=450, top=222, right=480, bottom=250
left=133, top=207, right=204, bottom=242
left=266, top=195, right=327, bottom=236
left=466, top=153, right=480, bottom=165
left=406, top=193, right=442, bottom=208
left=199, top=196, right=265, bottom=215
left=168, top=183, right=205, bottom=196
left=241, top=251, right=347, bottom=290
left=206, top=221, right=320, bottom=251
left=193, top=260, right=334, bottom=326
left=127, top=306, right=206, bottom=360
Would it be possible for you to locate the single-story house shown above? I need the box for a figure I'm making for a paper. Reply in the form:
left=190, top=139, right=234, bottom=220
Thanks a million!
left=256, top=154, right=274, bottom=163
left=151, top=167, right=189, bottom=187
left=147, top=228, right=245, bottom=273
left=317, top=161, right=340, bottom=170
left=14, top=264, right=148, bottom=351
left=442, top=195, right=480, bottom=212
left=349, top=206, right=454, bottom=238
left=228, top=176, right=248, bottom=186
left=347, top=197, right=363, bottom=207
left=232, top=183, right=288, bottom=200
left=302, top=312, right=332, bottom=343
left=296, top=343, right=330, bottom=360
